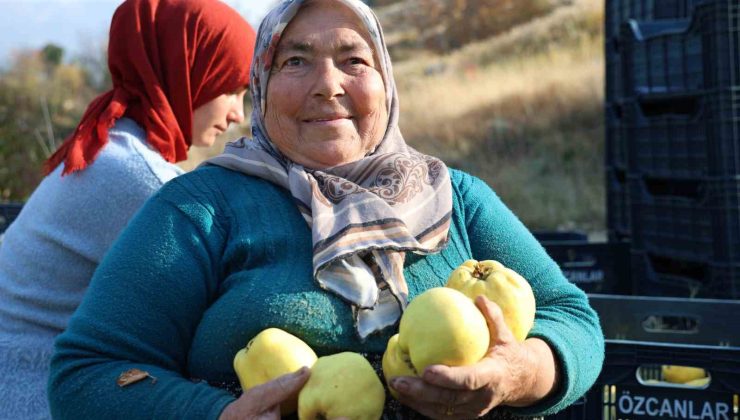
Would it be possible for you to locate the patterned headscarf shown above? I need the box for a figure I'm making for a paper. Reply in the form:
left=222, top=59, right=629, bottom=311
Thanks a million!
left=45, top=0, right=256, bottom=175
left=205, top=0, right=452, bottom=338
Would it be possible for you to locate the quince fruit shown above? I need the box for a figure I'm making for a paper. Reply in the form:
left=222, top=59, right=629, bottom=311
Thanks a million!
left=298, top=352, right=385, bottom=420
left=684, top=376, right=710, bottom=387
left=446, top=259, right=535, bottom=342
left=381, top=334, right=417, bottom=399
left=382, top=287, right=490, bottom=398
left=661, top=365, right=707, bottom=384
left=233, top=328, right=317, bottom=415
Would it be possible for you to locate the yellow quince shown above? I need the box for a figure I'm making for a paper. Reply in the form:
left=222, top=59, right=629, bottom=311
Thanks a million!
left=684, top=377, right=710, bottom=387
left=298, top=352, right=385, bottom=420
left=233, top=328, right=317, bottom=415
left=381, top=334, right=417, bottom=399
left=662, top=365, right=708, bottom=384
left=382, top=287, right=490, bottom=398
left=446, top=259, right=535, bottom=342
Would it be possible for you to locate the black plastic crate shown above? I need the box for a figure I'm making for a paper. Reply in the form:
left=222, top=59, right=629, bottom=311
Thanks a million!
left=606, top=0, right=656, bottom=42
left=605, top=0, right=718, bottom=62
left=593, top=341, right=740, bottom=419
left=607, top=168, right=631, bottom=240
left=548, top=294, right=740, bottom=419
left=624, top=95, right=708, bottom=178
left=654, top=0, right=714, bottom=19
left=629, top=176, right=740, bottom=265
left=707, top=88, right=740, bottom=177
left=622, top=19, right=702, bottom=96
left=538, top=239, right=632, bottom=295
left=605, top=0, right=714, bottom=59
left=605, top=103, right=627, bottom=170
left=621, top=0, right=740, bottom=98
left=589, top=294, right=740, bottom=345
left=631, top=251, right=740, bottom=298
left=0, top=203, right=22, bottom=234
left=625, top=89, right=740, bottom=178
left=629, top=177, right=713, bottom=262
left=606, top=0, right=714, bottom=41
left=606, top=50, right=623, bottom=103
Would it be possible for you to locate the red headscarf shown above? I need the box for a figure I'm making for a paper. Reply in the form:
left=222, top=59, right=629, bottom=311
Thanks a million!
left=44, top=0, right=256, bottom=175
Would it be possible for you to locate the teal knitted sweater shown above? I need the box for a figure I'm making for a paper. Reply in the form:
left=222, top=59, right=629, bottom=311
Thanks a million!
left=49, top=165, right=603, bottom=419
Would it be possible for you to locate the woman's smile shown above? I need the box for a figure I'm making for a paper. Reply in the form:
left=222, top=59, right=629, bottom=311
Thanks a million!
left=302, top=115, right=353, bottom=125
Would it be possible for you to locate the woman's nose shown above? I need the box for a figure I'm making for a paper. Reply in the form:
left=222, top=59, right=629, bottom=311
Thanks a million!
left=311, top=60, right=345, bottom=99
left=228, top=100, right=245, bottom=124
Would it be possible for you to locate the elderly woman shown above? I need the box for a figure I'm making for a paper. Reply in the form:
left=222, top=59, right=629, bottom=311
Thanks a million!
left=48, top=0, right=603, bottom=418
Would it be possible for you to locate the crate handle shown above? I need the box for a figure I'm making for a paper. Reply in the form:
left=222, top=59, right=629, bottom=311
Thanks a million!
left=638, top=95, right=701, bottom=118
left=625, top=18, right=693, bottom=41
left=642, top=315, right=699, bottom=334
left=647, top=253, right=708, bottom=290
left=643, top=178, right=709, bottom=202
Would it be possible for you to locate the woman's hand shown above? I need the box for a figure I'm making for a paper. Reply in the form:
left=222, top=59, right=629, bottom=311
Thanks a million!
left=389, top=296, right=560, bottom=419
left=219, top=367, right=311, bottom=420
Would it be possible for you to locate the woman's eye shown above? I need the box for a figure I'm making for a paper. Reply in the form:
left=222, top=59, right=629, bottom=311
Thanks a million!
left=284, top=57, right=303, bottom=67
left=348, top=57, right=366, bottom=66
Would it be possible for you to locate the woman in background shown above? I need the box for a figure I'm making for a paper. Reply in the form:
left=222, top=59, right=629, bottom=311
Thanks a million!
left=0, top=0, right=255, bottom=418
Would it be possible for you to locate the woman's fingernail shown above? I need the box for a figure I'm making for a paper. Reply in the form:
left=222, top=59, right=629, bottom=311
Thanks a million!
left=424, top=365, right=443, bottom=379
left=391, top=378, right=409, bottom=392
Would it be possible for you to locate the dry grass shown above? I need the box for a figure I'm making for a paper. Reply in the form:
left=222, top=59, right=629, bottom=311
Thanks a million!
left=399, top=52, right=605, bottom=230
left=397, top=38, right=603, bottom=156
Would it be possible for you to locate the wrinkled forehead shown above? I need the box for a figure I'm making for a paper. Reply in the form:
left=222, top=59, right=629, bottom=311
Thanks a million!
left=256, top=0, right=387, bottom=75
left=280, top=1, right=376, bottom=57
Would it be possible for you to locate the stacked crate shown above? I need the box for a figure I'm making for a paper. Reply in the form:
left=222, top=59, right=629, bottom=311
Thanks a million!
left=605, top=0, right=717, bottom=242
left=604, top=0, right=665, bottom=242
left=606, top=0, right=740, bottom=298
left=0, top=203, right=23, bottom=234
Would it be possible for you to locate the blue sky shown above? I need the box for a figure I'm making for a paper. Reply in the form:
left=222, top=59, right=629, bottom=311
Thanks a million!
left=0, top=0, right=276, bottom=66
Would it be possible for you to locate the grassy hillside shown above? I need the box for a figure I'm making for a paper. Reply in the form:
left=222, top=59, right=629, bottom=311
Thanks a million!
left=184, top=0, right=606, bottom=233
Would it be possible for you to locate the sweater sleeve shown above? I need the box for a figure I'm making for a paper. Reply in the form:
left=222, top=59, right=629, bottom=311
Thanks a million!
left=452, top=170, right=604, bottom=416
left=47, top=179, right=235, bottom=420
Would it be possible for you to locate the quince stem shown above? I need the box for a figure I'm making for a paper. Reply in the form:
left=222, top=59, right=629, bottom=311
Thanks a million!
left=473, top=263, right=492, bottom=279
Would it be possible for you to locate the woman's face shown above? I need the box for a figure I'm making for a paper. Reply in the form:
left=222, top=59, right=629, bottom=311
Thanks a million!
left=263, top=0, right=388, bottom=169
left=192, top=89, right=247, bottom=147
